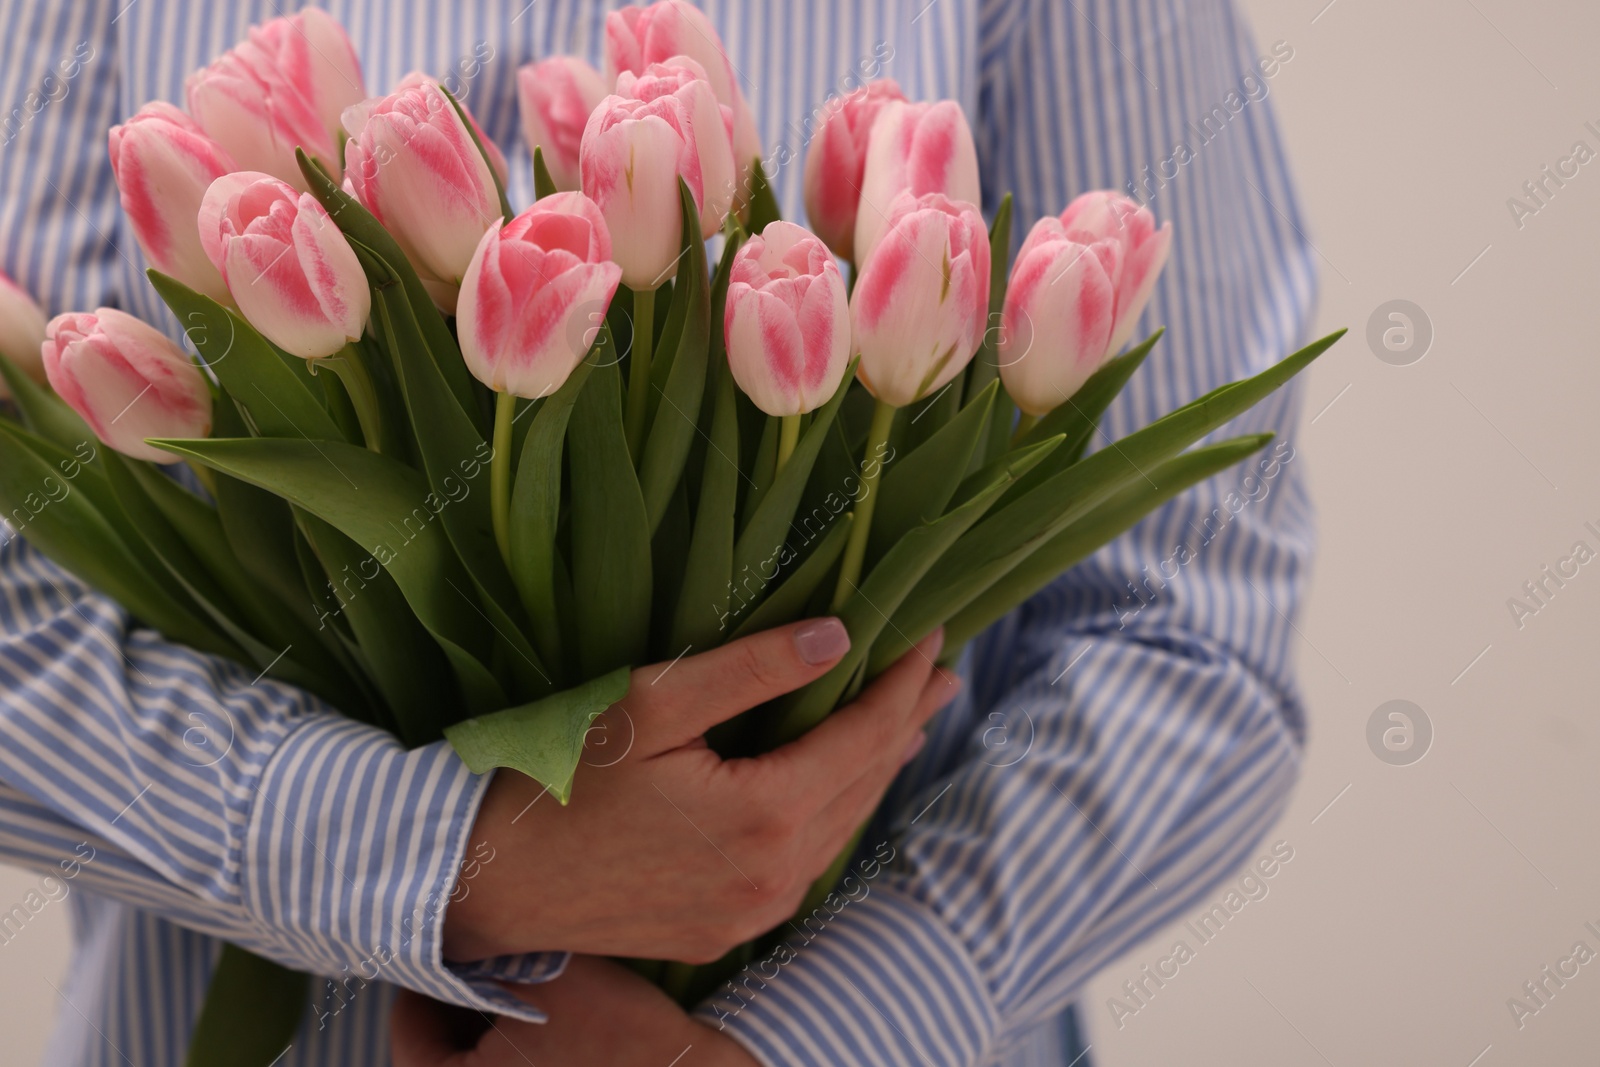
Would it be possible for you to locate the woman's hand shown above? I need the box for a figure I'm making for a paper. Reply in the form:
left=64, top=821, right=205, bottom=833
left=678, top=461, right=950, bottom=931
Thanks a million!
left=391, top=956, right=759, bottom=1067
left=443, top=619, right=957, bottom=964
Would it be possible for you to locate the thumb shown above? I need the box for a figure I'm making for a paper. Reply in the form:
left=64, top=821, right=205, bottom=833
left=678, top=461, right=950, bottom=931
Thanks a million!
left=624, top=617, right=852, bottom=753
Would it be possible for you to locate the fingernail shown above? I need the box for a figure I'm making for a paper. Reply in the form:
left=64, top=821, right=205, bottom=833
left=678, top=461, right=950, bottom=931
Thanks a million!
left=795, top=617, right=851, bottom=665
left=901, top=730, right=927, bottom=765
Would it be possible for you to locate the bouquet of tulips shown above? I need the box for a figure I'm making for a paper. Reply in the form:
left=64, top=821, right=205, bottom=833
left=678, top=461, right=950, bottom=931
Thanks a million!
left=0, top=4, right=1342, bottom=1064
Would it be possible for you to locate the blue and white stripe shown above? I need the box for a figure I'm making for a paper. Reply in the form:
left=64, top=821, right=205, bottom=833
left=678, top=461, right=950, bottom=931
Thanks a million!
left=0, top=0, right=1317, bottom=1064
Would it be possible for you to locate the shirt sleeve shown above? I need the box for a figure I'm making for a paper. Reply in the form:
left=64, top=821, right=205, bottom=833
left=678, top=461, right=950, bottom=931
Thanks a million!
left=0, top=529, right=565, bottom=1020
left=694, top=0, right=1320, bottom=1063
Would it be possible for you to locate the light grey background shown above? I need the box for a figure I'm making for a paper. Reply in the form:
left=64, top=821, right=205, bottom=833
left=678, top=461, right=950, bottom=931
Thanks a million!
left=5, top=1, right=1599, bottom=1064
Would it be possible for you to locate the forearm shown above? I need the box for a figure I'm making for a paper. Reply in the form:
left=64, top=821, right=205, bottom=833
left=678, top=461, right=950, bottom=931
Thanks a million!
left=0, top=533, right=564, bottom=1017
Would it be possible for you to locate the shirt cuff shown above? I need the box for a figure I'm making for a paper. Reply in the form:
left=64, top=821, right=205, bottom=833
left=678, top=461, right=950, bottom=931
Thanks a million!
left=243, top=714, right=567, bottom=1020
left=693, top=879, right=1000, bottom=1067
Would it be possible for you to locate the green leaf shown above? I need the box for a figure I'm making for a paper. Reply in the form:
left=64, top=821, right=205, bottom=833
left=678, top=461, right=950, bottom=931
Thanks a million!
left=943, top=434, right=1277, bottom=647
left=870, top=329, right=1345, bottom=671
left=766, top=437, right=1060, bottom=745
left=147, top=271, right=344, bottom=443
left=296, top=512, right=451, bottom=744
left=295, top=148, right=482, bottom=431
left=509, top=346, right=600, bottom=679
left=639, top=182, right=710, bottom=534
left=1015, top=329, right=1163, bottom=457
left=532, top=147, right=558, bottom=200
left=868, top=379, right=997, bottom=563
left=738, top=415, right=778, bottom=533
left=0, top=352, right=93, bottom=452
left=729, top=512, right=853, bottom=641
left=670, top=353, right=740, bottom=652
left=183, top=945, right=305, bottom=1067
left=567, top=358, right=653, bottom=678
left=152, top=435, right=508, bottom=717
left=360, top=248, right=549, bottom=698
left=745, top=157, right=783, bottom=234
left=0, top=422, right=239, bottom=660
left=446, top=666, right=631, bottom=804
left=727, top=359, right=857, bottom=629
left=967, top=194, right=1012, bottom=394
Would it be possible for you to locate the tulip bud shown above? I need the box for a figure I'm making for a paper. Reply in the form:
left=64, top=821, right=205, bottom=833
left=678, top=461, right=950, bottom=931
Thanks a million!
left=185, top=8, right=365, bottom=187
left=198, top=171, right=371, bottom=360
left=109, top=103, right=237, bottom=304
left=605, top=0, right=761, bottom=195
left=41, top=309, right=212, bottom=463
left=802, top=80, right=906, bottom=262
left=342, top=81, right=501, bottom=312
left=394, top=71, right=510, bottom=190
left=854, top=100, right=981, bottom=269
left=517, top=56, right=608, bottom=193
left=850, top=192, right=989, bottom=408
left=457, top=192, right=623, bottom=399
left=998, top=192, right=1172, bottom=416
left=724, top=221, right=850, bottom=417
left=580, top=58, right=733, bottom=288
left=0, top=271, right=48, bottom=395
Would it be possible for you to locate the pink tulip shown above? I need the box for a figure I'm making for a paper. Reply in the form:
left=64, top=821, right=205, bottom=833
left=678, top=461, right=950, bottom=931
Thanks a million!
left=185, top=8, right=366, bottom=187
left=998, top=192, right=1172, bottom=416
left=605, top=0, right=761, bottom=192
left=802, top=80, right=906, bottom=262
left=724, top=221, right=850, bottom=417
left=41, top=309, right=212, bottom=463
left=0, top=271, right=48, bottom=394
left=850, top=192, right=989, bottom=408
left=198, top=171, right=371, bottom=360
left=457, top=192, right=622, bottom=399
left=109, top=103, right=237, bottom=304
left=517, top=56, right=608, bottom=193
left=580, top=58, right=733, bottom=288
left=394, top=70, right=510, bottom=190
left=854, top=100, right=981, bottom=269
left=342, top=81, right=501, bottom=312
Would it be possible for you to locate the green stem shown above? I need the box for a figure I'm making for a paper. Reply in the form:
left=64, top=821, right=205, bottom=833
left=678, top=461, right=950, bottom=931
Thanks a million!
left=625, top=285, right=656, bottom=462
left=775, top=413, right=801, bottom=477
left=830, top=399, right=897, bottom=612
left=325, top=343, right=383, bottom=454
left=491, top=390, right=516, bottom=573
left=1011, top=412, right=1038, bottom=446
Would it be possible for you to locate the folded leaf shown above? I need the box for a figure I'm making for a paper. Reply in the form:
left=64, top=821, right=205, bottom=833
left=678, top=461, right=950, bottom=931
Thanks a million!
left=969, top=194, right=1014, bottom=465
left=868, top=379, right=997, bottom=564
left=0, top=422, right=238, bottom=660
left=639, top=182, right=710, bottom=534
left=152, top=436, right=507, bottom=717
left=0, top=351, right=93, bottom=452
left=943, top=434, right=1277, bottom=647
left=871, top=329, right=1345, bottom=670
left=766, top=436, right=1061, bottom=745
left=745, top=157, right=783, bottom=233
left=147, top=271, right=343, bottom=443
left=670, top=354, right=740, bottom=652
left=509, top=348, right=600, bottom=680
left=729, top=513, right=853, bottom=641
left=532, top=147, right=558, bottom=200
left=567, top=359, right=653, bottom=679
left=446, top=666, right=631, bottom=804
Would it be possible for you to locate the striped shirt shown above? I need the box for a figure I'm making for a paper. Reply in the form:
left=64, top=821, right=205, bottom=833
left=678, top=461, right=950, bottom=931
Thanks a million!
left=0, top=1, right=1317, bottom=1064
